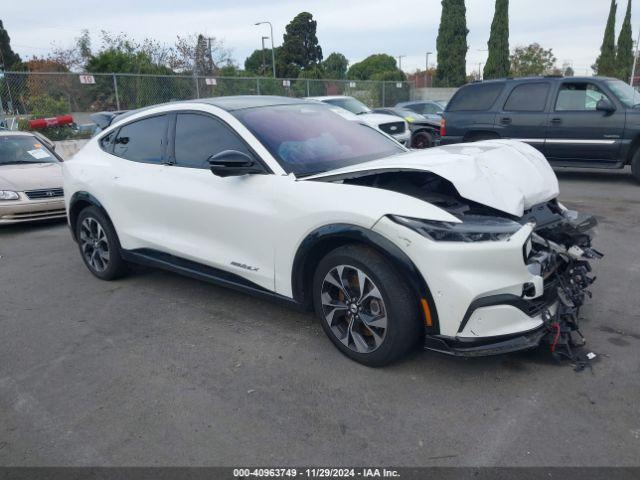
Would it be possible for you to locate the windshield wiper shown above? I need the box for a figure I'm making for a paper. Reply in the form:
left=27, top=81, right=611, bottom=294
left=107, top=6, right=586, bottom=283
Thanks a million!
left=0, top=160, right=38, bottom=165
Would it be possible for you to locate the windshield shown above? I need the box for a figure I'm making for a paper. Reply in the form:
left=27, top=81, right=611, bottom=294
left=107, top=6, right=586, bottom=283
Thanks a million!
left=323, top=97, right=371, bottom=115
left=395, top=108, right=427, bottom=121
left=233, top=103, right=405, bottom=176
left=0, top=135, right=59, bottom=165
left=605, top=79, right=640, bottom=107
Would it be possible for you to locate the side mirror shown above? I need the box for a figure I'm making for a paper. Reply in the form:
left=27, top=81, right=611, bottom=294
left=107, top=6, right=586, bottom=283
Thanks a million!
left=596, top=98, right=616, bottom=114
left=207, top=150, right=264, bottom=177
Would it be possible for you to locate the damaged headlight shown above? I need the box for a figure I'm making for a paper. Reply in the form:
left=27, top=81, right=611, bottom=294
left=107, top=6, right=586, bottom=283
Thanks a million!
left=390, top=214, right=523, bottom=242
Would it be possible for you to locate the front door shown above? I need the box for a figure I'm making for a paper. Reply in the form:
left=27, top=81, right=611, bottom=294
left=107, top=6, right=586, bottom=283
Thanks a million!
left=544, top=80, right=625, bottom=163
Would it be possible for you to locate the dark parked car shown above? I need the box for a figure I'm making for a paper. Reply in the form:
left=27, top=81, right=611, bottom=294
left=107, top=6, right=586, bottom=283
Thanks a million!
left=395, top=100, right=446, bottom=119
left=372, top=107, right=441, bottom=148
left=440, top=76, right=640, bottom=182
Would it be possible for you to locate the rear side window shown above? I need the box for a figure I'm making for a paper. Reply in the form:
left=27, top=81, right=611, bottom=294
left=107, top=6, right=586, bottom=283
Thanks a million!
left=174, top=113, right=253, bottom=169
left=503, top=83, right=550, bottom=111
left=113, top=115, right=167, bottom=164
left=447, top=83, right=504, bottom=111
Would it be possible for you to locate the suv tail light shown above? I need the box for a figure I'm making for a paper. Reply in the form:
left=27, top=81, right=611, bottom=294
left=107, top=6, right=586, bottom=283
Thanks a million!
left=440, top=118, right=446, bottom=137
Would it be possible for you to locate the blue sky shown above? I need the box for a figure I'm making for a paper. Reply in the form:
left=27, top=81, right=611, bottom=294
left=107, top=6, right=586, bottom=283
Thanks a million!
left=3, top=0, right=638, bottom=75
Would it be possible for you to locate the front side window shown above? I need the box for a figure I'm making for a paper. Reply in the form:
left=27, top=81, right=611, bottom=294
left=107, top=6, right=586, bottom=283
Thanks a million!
left=555, top=83, right=608, bottom=111
left=233, top=103, right=405, bottom=176
left=0, top=135, right=59, bottom=165
left=605, top=79, right=640, bottom=107
left=503, top=83, right=550, bottom=111
left=174, top=113, right=253, bottom=169
left=113, top=115, right=167, bottom=163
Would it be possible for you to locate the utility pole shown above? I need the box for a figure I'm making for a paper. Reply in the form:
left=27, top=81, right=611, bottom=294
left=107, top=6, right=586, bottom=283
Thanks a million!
left=255, top=21, right=276, bottom=78
left=477, top=62, right=482, bottom=80
left=398, top=55, right=406, bottom=72
left=425, top=51, right=433, bottom=88
left=631, top=27, right=640, bottom=85
left=261, top=36, right=269, bottom=75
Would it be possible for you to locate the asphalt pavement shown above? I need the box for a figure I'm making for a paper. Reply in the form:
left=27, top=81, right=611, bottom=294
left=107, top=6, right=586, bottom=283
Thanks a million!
left=0, top=167, right=639, bottom=467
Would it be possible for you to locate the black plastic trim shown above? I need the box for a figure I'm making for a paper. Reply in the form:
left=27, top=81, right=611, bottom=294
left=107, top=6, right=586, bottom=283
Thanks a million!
left=68, top=191, right=105, bottom=242
left=121, top=248, right=302, bottom=309
left=291, top=223, right=440, bottom=334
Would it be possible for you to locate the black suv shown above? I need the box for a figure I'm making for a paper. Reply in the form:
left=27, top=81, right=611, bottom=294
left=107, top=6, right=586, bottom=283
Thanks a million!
left=440, top=76, right=640, bottom=182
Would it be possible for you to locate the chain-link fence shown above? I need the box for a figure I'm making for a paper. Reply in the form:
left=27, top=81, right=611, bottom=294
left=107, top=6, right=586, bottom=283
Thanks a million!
left=0, top=71, right=416, bottom=119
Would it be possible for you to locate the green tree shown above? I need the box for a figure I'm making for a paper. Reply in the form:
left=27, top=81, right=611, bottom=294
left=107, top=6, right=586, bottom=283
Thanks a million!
left=347, top=54, right=402, bottom=80
left=594, top=0, right=618, bottom=76
left=510, top=43, right=556, bottom=77
left=278, top=12, right=323, bottom=78
left=322, top=52, right=349, bottom=79
left=0, top=20, right=22, bottom=69
left=435, top=0, right=468, bottom=87
left=483, top=0, right=510, bottom=79
left=244, top=47, right=279, bottom=76
left=617, top=0, right=634, bottom=81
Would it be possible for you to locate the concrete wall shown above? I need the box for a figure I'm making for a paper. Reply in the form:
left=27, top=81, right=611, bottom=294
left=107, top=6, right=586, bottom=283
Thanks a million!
left=53, top=139, right=89, bottom=160
left=410, top=87, right=458, bottom=102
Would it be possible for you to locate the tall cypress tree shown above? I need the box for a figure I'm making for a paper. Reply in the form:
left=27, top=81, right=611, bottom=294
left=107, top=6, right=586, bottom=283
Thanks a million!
left=435, top=0, right=469, bottom=87
left=594, top=0, right=618, bottom=76
left=0, top=20, right=22, bottom=70
left=483, top=0, right=510, bottom=79
left=617, top=0, right=634, bottom=81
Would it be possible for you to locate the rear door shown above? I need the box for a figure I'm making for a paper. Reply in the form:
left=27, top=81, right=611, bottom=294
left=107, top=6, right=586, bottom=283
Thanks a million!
left=493, top=81, right=551, bottom=153
left=544, top=80, right=625, bottom=163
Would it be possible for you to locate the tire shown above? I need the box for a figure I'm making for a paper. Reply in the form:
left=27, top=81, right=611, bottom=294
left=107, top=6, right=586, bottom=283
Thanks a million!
left=632, top=148, right=640, bottom=183
left=312, top=244, right=423, bottom=366
left=75, top=206, right=128, bottom=280
left=411, top=130, right=434, bottom=149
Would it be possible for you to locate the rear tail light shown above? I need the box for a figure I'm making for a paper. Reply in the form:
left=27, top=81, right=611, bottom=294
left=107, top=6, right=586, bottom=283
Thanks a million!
left=440, top=118, right=446, bottom=137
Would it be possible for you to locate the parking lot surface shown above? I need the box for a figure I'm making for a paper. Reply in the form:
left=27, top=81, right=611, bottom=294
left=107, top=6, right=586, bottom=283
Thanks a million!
left=1, top=168, right=639, bottom=467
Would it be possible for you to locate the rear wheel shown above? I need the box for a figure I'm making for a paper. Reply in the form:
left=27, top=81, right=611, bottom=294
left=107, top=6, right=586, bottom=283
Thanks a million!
left=312, top=245, right=423, bottom=366
left=631, top=148, right=640, bottom=183
left=76, top=206, right=128, bottom=280
left=411, top=130, right=434, bottom=149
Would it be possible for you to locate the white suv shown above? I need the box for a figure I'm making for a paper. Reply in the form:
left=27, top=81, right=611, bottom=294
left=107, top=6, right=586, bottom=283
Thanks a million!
left=64, top=96, right=600, bottom=366
left=306, top=96, right=410, bottom=145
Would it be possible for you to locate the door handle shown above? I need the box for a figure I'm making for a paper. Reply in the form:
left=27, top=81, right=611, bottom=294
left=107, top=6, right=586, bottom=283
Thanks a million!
left=550, top=118, right=562, bottom=125
left=499, top=117, right=512, bottom=125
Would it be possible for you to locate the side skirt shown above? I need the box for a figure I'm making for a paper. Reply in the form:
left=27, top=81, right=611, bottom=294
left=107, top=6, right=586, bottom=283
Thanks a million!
left=120, top=248, right=304, bottom=310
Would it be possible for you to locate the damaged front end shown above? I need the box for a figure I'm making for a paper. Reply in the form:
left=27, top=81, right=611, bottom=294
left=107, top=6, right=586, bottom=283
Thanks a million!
left=338, top=170, right=602, bottom=361
left=523, top=202, right=603, bottom=363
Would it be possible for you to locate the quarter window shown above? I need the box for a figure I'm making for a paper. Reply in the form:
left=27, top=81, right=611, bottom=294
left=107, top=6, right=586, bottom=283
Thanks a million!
left=503, top=83, right=550, bottom=112
left=447, top=83, right=504, bottom=111
left=174, top=113, right=253, bottom=169
left=555, top=83, right=608, bottom=111
left=113, top=115, right=167, bottom=163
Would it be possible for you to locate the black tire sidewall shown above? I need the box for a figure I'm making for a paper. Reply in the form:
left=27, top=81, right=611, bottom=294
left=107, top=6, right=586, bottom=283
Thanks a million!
left=632, top=149, right=640, bottom=183
left=76, top=206, right=127, bottom=280
left=412, top=131, right=433, bottom=149
left=312, top=245, right=422, bottom=366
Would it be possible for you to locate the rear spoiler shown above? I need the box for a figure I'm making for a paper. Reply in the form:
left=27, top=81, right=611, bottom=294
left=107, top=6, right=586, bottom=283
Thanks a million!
left=90, top=111, right=129, bottom=131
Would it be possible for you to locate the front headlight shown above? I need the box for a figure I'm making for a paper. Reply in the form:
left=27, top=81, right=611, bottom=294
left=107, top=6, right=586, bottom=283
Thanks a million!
left=390, top=214, right=523, bottom=242
left=0, top=190, right=19, bottom=201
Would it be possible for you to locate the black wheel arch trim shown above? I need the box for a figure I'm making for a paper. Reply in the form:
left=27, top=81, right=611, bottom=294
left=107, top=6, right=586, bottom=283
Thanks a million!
left=68, top=191, right=107, bottom=242
left=291, top=223, right=440, bottom=334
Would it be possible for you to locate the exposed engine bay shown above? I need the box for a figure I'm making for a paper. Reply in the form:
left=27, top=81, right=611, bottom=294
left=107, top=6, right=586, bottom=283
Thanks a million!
left=343, top=171, right=603, bottom=364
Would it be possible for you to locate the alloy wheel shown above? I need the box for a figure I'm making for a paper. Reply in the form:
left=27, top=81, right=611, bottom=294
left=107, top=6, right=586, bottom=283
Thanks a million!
left=320, top=265, right=388, bottom=353
left=79, top=217, right=110, bottom=273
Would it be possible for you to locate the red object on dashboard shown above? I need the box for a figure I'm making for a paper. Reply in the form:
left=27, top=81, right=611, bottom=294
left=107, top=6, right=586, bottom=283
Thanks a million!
left=28, top=115, right=74, bottom=130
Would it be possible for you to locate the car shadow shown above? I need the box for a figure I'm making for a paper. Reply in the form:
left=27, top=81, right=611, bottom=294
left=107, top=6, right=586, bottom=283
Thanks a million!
left=0, top=218, right=67, bottom=235
left=554, top=167, right=637, bottom=185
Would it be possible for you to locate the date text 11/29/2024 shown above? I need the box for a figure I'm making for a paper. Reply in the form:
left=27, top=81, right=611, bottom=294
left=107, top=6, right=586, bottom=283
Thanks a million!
left=233, top=468, right=400, bottom=478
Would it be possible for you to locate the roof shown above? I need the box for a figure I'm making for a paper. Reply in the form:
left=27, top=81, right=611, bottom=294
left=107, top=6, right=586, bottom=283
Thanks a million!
left=305, top=96, right=353, bottom=101
left=191, top=95, right=308, bottom=111
left=0, top=131, right=39, bottom=137
left=470, top=76, right=618, bottom=84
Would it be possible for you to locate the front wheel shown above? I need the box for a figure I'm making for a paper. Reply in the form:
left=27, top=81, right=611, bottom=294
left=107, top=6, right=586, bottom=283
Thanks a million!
left=312, top=245, right=423, bottom=366
left=411, top=130, right=434, bottom=149
left=76, top=206, right=128, bottom=280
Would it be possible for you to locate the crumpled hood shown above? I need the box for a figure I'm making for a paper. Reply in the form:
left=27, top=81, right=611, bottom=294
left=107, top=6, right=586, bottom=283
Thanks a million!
left=302, top=140, right=559, bottom=217
left=0, top=163, right=63, bottom=191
